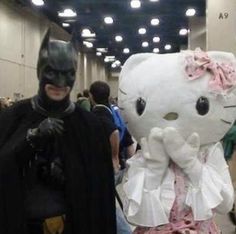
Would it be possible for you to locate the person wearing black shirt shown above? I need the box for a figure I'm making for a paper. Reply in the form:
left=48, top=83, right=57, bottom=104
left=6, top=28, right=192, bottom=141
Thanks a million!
left=89, top=81, right=132, bottom=234
left=90, top=81, right=120, bottom=172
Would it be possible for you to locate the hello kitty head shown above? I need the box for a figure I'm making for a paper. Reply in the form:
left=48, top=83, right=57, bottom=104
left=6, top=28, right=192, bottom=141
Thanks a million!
left=118, top=49, right=236, bottom=144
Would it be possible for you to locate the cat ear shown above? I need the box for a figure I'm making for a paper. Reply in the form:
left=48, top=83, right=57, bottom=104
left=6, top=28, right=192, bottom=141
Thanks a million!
left=209, top=51, right=236, bottom=93
left=208, top=51, right=236, bottom=65
left=119, top=53, right=154, bottom=83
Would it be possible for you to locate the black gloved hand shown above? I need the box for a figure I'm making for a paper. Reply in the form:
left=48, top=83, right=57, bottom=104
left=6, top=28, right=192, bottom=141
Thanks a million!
left=37, top=118, right=64, bottom=137
left=27, top=118, right=64, bottom=149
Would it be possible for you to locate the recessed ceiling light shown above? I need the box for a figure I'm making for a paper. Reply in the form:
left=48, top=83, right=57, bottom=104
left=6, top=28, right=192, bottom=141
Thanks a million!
left=96, top=52, right=102, bottom=56
left=62, top=23, right=70, bottom=27
left=83, top=41, right=93, bottom=48
left=153, top=48, right=159, bottom=53
left=186, top=8, right=196, bottom=17
left=142, top=42, right=149, bottom=47
left=123, top=48, right=130, bottom=54
left=115, top=35, right=123, bottom=42
left=32, top=0, right=44, bottom=6
left=130, top=0, right=141, bottom=8
left=112, top=60, right=121, bottom=68
left=153, top=36, right=160, bottom=43
left=97, top=48, right=108, bottom=53
left=81, top=28, right=96, bottom=37
left=111, top=63, right=117, bottom=68
left=151, top=18, right=159, bottom=26
left=104, top=16, right=113, bottom=24
left=114, top=60, right=121, bottom=66
left=104, top=56, right=115, bottom=63
left=150, top=0, right=159, bottom=2
left=104, top=57, right=110, bottom=63
left=139, top=28, right=146, bottom=35
left=58, top=9, right=77, bottom=17
left=179, top=28, right=188, bottom=36
left=165, top=44, right=171, bottom=50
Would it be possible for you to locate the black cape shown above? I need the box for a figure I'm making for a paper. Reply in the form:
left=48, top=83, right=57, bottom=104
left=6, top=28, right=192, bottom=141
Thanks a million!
left=0, top=99, right=116, bottom=234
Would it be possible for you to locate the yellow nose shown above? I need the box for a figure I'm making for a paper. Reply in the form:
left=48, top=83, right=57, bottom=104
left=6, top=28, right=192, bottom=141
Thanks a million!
left=163, top=112, right=179, bottom=121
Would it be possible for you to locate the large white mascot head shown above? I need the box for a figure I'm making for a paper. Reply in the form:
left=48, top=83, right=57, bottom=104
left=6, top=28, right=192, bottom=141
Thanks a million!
left=118, top=49, right=236, bottom=145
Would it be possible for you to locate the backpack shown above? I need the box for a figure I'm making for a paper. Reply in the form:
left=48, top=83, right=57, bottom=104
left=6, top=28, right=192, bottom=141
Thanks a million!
left=110, top=105, right=126, bottom=142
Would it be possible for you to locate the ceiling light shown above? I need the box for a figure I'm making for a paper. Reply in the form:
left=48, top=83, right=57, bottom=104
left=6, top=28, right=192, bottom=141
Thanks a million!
left=123, top=48, right=130, bottom=54
left=58, top=9, right=77, bottom=17
left=112, top=60, right=121, bottom=68
left=62, top=23, right=70, bottom=27
left=165, top=44, right=171, bottom=50
left=32, top=0, right=44, bottom=6
left=139, top=28, right=146, bottom=35
left=114, top=60, right=121, bottom=66
left=83, top=41, right=93, bottom=48
left=153, top=48, right=159, bottom=53
left=153, top=36, right=160, bottom=43
left=106, top=56, right=115, bottom=60
left=104, top=58, right=110, bottom=63
left=130, top=0, right=141, bottom=8
left=186, top=8, right=196, bottom=17
left=81, top=28, right=96, bottom=37
left=97, top=48, right=108, bottom=53
left=111, top=63, right=117, bottom=68
left=179, top=28, right=188, bottom=36
left=96, top=52, right=102, bottom=56
left=151, top=18, right=159, bottom=26
left=104, top=16, right=113, bottom=24
left=150, top=0, right=159, bottom=2
left=142, top=42, right=149, bottom=47
left=115, top=35, right=123, bottom=42
left=104, top=56, right=115, bottom=63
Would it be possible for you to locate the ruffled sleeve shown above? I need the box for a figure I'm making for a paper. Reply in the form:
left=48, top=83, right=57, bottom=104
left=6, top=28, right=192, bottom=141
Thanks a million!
left=185, top=142, right=234, bottom=220
left=123, top=151, right=175, bottom=227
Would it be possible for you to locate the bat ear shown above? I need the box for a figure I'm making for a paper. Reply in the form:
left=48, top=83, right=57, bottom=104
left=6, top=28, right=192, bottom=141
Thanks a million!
left=40, top=28, right=50, bottom=53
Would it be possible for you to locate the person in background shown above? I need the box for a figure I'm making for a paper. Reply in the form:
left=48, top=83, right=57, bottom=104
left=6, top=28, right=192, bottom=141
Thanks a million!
left=0, top=97, right=9, bottom=112
left=89, top=81, right=132, bottom=234
left=76, top=89, right=91, bottom=111
left=222, top=123, right=236, bottom=225
left=0, top=31, right=116, bottom=234
left=89, top=81, right=120, bottom=172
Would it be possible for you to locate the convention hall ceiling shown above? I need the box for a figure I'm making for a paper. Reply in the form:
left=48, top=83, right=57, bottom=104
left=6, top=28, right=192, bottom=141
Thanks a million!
left=17, top=0, right=206, bottom=67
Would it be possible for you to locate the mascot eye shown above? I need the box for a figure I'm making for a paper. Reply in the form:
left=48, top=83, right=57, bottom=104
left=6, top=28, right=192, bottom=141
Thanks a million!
left=136, top=97, right=146, bottom=116
left=196, top=96, right=209, bottom=115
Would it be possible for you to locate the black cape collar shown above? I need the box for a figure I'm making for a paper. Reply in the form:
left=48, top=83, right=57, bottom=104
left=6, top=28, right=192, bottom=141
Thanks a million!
left=31, top=95, right=75, bottom=118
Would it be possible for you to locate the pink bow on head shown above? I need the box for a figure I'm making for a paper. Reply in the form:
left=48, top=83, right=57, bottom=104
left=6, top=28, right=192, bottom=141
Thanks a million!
left=185, top=48, right=236, bottom=93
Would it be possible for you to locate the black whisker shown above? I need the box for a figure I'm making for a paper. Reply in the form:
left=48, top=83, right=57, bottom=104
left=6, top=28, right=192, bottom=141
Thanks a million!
left=220, top=119, right=232, bottom=125
left=119, top=88, right=127, bottom=95
left=224, top=105, right=236, bottom=108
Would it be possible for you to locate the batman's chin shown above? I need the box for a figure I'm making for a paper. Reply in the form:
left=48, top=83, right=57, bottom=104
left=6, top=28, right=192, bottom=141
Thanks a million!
left=45, top=84, right=70, bottom=101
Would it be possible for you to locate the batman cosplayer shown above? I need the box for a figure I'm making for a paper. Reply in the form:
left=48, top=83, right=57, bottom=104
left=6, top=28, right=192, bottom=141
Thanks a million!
left=0, top=31, right=116, bottom=234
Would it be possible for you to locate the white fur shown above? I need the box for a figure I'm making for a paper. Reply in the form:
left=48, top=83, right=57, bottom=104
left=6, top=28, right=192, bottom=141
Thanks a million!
left=119, top=51, right=236, bottom=227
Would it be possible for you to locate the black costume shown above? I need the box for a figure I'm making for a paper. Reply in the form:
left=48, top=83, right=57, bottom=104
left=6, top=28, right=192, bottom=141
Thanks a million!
left=0, top=30, right=116, bottom=234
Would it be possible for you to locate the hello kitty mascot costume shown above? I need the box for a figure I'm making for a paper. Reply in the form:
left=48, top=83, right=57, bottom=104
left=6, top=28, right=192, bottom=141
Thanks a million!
left=118, top=49, right=236, bottom=233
